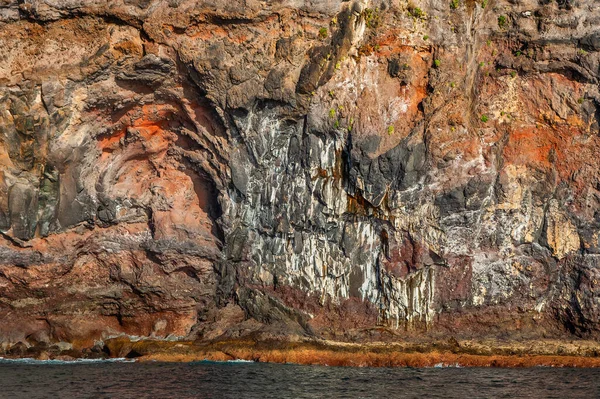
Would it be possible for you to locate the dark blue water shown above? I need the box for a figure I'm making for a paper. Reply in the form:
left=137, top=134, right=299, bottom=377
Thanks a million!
left=0, top=359, right=599, bottom=398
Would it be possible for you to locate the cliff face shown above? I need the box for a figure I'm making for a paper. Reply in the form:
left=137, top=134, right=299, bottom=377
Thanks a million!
left=1, top=0, right=600, bottom=349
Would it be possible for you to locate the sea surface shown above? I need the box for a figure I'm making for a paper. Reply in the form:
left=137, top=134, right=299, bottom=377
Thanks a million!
left=0, top=358, right=599, bottom=398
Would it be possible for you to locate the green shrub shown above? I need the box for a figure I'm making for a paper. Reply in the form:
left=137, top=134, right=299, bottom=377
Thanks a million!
left=450, top=0, right=459, bottom=9
left=510, top=71, right=517, bottom=78
left=409, top=6, right=424, bottom=18
left=498, top=15, right=507, bottom=28
left=481, top=0, right=488, bottom=8
left=434, top=59, right=441, bottom=68
left=348, top=118, right=354, bottom=132
left=481, top=115, right=489, bottom=123
left=329, top=108, right=336, bottom=118
left=319, top=27, right=328, bottom=39
left=363, top=8, right=380, bottom=28
left=387, top=125, right=395, bottom=135
left=423, top=35, right=429, bottom=41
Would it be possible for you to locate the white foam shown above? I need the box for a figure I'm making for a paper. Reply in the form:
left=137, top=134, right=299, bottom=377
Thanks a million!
left=192, top=359, right=256, bottom=364
left=432, top=363, right=462, bottom=368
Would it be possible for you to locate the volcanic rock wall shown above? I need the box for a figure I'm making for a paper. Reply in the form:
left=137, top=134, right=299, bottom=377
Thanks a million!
left=1, top=0, right=600, bottom=348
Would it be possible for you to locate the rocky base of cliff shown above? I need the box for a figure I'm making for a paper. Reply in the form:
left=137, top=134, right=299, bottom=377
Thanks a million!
left=4, top=335, right=600, bottom=368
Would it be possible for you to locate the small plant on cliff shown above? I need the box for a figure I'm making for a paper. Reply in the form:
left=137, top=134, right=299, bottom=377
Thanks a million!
left=319, top=27, right=328, bottom=39
left=387, top=125, right=395, bottom=135
left=498, top=15, right=507, bottom=29
left=423, top=35, right=429, bottom=41
left=510, top=71, right=517, bottom=78
left=434, top=59, right=441, bottom=68
left=450, top=0, right=459, bottom=10
left=334, top=120, right=340, bottom=129
left=329, top=108, right=336, bottom=118
left=578, top=97, right=585, bottom=104
left=481, top=0, right=488, bottom=8
left=408, top=4, right=424, bottom=19
left=481, top=114, right=489, bottom=123
left=363, top=8, right=380, bottom=28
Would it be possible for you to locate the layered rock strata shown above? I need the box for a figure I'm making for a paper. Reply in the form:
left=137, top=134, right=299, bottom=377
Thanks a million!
left=1, top=0, right=600, bottom=352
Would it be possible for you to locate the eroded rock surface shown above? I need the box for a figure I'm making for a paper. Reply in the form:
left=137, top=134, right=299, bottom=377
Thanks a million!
left=1, top=0, right=600, bottom=350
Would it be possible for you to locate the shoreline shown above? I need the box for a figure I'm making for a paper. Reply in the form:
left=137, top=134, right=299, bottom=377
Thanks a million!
left=110, top=338, right=600, bottom=368
left=138, top=350, right=600, bottom=368
left=4, top=337, right=600, bottom=368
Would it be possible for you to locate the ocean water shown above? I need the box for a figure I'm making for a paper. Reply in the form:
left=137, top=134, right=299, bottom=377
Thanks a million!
left=0, top=359, right=599, bottom=398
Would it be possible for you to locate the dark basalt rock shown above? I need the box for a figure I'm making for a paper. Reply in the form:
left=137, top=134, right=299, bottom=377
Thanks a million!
left=0, top=0, right=599, bottom=352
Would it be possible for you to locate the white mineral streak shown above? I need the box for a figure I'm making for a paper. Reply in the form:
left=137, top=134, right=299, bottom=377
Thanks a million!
left=383, top=267, right=435, bottom=327
left=226, top=108, right=437, bottom=326
left=546, top=199, right=581, bottom=259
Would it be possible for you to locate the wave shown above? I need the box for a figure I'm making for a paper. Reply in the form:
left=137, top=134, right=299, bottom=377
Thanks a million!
left=433, top=363, right=463, bottom=368
left=190, top=359, right=256, bottom=365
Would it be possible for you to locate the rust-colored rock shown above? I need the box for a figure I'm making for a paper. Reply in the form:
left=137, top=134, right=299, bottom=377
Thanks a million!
left=1, top=0, right=600, bottom=360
